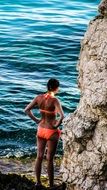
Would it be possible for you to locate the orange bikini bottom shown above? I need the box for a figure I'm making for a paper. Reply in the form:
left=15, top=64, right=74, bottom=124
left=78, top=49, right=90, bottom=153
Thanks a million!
left=37, top=126, right=61, bottom=140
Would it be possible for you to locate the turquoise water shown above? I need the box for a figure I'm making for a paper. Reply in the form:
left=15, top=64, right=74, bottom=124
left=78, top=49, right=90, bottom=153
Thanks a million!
left=0, top=0, right=100, bottom=157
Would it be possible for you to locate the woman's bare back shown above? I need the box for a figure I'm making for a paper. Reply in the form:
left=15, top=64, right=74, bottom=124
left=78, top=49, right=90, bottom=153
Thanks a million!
left=36, top=93, right=58, bottom=129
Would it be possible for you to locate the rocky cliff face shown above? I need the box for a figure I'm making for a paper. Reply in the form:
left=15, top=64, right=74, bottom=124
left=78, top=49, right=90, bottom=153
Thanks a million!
left=61, top=1, right=107, bottom=190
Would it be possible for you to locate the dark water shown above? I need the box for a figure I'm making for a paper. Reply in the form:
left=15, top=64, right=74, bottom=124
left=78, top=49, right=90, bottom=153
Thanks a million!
left=0, top=0, right=100, bottom=158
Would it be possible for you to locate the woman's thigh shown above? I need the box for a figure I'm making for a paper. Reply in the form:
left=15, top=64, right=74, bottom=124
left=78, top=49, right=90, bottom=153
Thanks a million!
left=49, top=131, right=59, bottom=141
left=46, top=136, right=59, bottom=160
left=37, top=137, right=47, bottom=158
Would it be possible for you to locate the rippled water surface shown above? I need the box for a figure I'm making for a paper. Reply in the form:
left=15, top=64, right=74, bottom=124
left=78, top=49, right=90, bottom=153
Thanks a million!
left=0, top=0, right=100, bottom=157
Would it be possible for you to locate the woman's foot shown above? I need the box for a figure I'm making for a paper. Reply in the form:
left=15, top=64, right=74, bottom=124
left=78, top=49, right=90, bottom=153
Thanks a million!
left=48, top=184, right=59, bottom=190
left=48, top=183, right=66, bottom=190
left=35, top=182, right=45, bottom=189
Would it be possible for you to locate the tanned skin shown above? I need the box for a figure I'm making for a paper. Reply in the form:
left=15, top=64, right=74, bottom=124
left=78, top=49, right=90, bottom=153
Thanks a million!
left=24, top=87, right=64, bottom=187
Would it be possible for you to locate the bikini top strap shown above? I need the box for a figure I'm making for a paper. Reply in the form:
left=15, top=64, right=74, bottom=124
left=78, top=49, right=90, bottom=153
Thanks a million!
left=40, top=93, right=56, bottom=114
left=40, top=109, right=56, bottom=114
left=44, top=93, right=50, bottom=98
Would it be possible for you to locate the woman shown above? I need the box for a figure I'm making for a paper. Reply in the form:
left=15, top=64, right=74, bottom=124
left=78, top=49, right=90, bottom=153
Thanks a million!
left=24, top=78, right=64, bottom=188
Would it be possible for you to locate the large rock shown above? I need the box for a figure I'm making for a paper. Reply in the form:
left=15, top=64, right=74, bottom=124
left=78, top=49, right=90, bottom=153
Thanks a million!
left=61, top=1, right=107, bottom=190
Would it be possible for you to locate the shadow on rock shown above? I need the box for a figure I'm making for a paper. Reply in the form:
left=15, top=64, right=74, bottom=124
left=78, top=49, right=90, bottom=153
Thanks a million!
left=0, top=172, right=66, bottom=190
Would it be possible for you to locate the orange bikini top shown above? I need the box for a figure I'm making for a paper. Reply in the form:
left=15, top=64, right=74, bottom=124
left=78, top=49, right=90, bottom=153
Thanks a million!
left=40, top=93, right=56, bottom=114
left=40, top=109, right=56, bottom=114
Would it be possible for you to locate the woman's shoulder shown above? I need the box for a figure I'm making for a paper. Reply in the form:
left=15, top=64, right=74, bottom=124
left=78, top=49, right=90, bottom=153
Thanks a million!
left=35, top=93, right=44, bottom=100
left=52, top=97, right=60, bottom=104
left=35, top=93, right=59, bottom=102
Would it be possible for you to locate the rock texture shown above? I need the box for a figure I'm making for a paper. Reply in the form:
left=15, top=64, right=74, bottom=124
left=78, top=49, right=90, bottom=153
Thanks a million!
left=0, top=172, right=66, bottom=190
left=61, top=1, right=107, bottom=190
left=0, top=158, right=65, bottom=190
left=98, top=0, right=107, bottom=16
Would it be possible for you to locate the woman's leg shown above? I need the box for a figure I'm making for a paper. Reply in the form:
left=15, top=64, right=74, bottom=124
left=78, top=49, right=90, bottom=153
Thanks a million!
left=46, top=133, right=59, bottom=187
left=35, top=137, right=47, bottom=184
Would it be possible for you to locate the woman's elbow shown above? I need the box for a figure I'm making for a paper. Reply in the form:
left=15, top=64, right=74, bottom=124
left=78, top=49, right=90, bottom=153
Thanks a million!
left=61, top=114, right=64, bottom=121
left=24, top=108, right=29, bottom=114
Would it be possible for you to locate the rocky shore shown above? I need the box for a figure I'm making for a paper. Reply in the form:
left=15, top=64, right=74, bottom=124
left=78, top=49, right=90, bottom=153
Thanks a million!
left=0, top=172, right=66, bottom=190
left=0, top=157, right=65, bottom=190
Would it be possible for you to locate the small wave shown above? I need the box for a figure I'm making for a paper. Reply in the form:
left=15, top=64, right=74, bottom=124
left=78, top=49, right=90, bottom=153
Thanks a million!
left=0, top=0, right=99, bottom=157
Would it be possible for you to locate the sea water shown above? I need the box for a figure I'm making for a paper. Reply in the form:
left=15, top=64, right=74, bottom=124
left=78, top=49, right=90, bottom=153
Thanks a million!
left=0, top=0, right=100, bottom=158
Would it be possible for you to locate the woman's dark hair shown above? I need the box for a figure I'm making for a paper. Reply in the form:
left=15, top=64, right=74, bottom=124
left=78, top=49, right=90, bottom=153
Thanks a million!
left=47, top=78, right=59, bottom=91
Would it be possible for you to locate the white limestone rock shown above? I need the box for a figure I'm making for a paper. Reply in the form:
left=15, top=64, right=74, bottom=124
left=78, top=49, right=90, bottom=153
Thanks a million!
left=61, top=1, right=107, bottom=189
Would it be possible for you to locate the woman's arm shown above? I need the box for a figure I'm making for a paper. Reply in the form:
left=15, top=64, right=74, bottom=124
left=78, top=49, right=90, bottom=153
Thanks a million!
left=54, top=98, right=64, bottom=128
left=24, top=96, right=41, bottom=124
